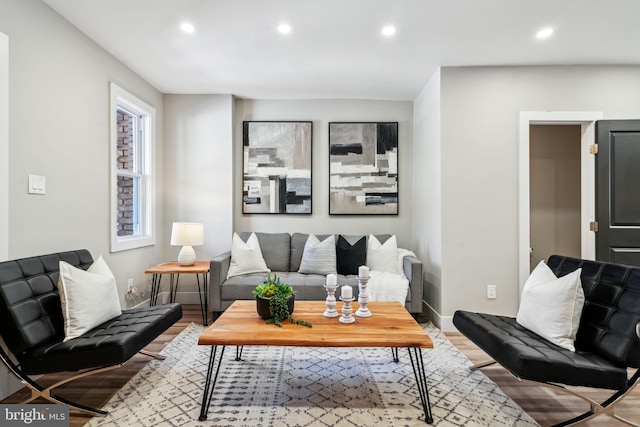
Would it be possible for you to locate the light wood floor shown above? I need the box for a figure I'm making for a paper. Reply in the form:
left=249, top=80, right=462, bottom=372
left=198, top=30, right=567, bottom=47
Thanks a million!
left=3, top=305, right=638, bottom=426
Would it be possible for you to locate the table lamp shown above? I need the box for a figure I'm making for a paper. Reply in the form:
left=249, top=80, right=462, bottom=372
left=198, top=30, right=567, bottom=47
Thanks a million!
left=171, top=222, right=204, bottom=266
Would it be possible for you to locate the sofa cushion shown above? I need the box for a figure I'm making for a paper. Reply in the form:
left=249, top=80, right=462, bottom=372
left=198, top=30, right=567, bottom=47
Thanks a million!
left=367, top=234, right=399, bottom=274
left=239, top=232, right=290, bottom=272
left=336, top=235, right=367, bottom=276
left=222, top=272, right=358, bottom=302
left=453, top=310, right=628, bottom=390
left=227, top=232, right=270, bottom=278
left=298, top=234, right=337, bottom=275
left=290, top=233, right=332, bottom=272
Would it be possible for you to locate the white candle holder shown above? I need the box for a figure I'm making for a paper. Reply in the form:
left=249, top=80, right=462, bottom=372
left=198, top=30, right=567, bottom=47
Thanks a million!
left=356, top=276, right=372, bottom=317
left=323, top=283, right=339, bottom=318
left=339, top=297, right=356, bottom=324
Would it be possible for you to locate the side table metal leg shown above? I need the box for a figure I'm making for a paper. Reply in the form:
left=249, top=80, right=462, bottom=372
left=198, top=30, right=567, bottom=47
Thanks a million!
left=150, top=274, right=161, bottom=306
left=199, top=345, right=226, bottom=421
left=195, top=273, right=209, bottom=326
left=170, top=274, right=180, bottom=303
left=408, top=347, right=433, bottom=424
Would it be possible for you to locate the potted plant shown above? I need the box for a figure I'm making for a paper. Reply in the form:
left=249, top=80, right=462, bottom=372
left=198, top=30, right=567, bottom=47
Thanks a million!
left=252, top=273, right=312, bottom=328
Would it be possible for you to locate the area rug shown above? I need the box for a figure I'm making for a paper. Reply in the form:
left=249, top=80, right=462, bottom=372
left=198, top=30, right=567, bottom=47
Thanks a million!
left=86, top=323, right=538, bottom=427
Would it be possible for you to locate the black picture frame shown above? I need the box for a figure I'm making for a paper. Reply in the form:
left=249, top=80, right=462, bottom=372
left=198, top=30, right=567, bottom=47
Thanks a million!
left=329, top=122, right=398, bottom=215
left=242, top=121, right=313, bottom=214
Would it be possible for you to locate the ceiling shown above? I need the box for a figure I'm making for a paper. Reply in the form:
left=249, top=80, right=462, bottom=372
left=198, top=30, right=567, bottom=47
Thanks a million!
left=42, top=0, right=640, bottom=100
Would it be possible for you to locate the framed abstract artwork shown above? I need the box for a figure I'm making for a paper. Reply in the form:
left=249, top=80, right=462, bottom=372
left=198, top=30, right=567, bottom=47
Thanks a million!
left=329, top=122, right=398, bottom=215
left=242, top=121, right=312, bottom=214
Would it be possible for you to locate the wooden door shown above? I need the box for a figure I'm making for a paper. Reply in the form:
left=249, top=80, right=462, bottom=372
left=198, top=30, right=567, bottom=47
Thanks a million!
left=596, top=120, right=640, bottom=266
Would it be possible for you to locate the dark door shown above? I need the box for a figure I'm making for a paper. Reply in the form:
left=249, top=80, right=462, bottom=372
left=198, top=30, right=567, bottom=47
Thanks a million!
left=596, top=120, right=640, bottom=266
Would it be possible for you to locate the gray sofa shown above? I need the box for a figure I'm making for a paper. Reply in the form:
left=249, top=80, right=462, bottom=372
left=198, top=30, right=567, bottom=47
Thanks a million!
left=209, top=232, right=423, bottom=315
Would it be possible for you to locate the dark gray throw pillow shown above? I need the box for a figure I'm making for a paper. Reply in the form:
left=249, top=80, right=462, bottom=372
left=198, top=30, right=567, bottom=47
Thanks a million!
left=336, top=235, right=366, bottom=275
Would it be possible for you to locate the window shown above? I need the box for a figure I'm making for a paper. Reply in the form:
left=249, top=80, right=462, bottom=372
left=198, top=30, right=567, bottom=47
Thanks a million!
left=110, top=83, right=155, bottom=252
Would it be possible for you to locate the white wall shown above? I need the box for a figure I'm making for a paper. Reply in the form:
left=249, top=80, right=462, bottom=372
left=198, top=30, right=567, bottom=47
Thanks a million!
left=163, top=94, right=234, bottom=299
left=1, top=0, right=165, bottom=302
left=438, top=65, right=640, bottom=327
left=412, top=70, right=443, bottom=325
left=233, top=98, right=414, bottom=247
left=0, top=32, right=7, bottom=261
left=0, top=0, right=166, bottom=399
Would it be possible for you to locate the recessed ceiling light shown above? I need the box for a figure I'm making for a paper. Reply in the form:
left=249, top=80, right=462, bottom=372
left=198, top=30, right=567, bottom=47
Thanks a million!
left=180, top=22, right=195, bottom=33
left=536, top=27, right=554, bottom=39
left=278, top=24, right=292, bottom=34
left=382, top=25, right=396, bottom=37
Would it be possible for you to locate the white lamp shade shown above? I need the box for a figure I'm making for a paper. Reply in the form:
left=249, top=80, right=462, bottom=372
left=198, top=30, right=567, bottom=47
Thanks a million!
left=170, top=222, right=204, bottom=246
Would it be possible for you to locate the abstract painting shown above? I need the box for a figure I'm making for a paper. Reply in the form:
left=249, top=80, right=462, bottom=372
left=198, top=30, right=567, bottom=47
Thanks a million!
left=329, top=122, right=398, bottom=215
left=243, top=121, right=312, bottom=214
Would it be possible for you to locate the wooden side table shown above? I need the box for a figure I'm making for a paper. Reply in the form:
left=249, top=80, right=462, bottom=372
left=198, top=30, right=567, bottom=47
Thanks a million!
left=145, top=261, right=210, bottom=325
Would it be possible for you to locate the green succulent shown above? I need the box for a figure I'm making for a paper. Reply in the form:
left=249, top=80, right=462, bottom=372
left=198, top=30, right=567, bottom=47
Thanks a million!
left=253, top=273, right=311, bottom=328
left=252, top=273, right=294, bottom=299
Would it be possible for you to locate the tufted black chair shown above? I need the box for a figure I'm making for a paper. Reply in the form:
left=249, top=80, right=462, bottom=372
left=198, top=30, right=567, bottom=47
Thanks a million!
left=0, top=250, right=182, bottom=415
left=453, top=255, right=640, bottom=426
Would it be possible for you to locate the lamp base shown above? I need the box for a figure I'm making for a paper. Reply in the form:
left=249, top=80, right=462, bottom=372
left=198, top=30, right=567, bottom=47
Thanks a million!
left=177, top=246, right=196, bottom=266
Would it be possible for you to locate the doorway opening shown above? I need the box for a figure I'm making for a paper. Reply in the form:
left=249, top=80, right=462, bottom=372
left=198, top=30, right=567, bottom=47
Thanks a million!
left=518, top=111, right=602, bottom=294
left=529, top=125, right=581, bottom=270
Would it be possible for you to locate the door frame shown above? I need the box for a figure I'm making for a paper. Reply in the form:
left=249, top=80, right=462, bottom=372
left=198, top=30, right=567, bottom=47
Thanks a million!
left=518, top=111, right=602, bottom=293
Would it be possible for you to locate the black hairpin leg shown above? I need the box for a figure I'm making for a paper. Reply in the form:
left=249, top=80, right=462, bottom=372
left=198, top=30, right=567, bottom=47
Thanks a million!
left=199, top=345, right=226, bottom=421
left=169, top=273, right=180, bottom=303
left=150, top=273, right=161, bottom=306
left=408, top=347, right=433, bottom=424
left=235, top=346, right=244, bottom=361
left=391, top=347, right=399, bottom=363
left=195, top=273, right=209, bottom=326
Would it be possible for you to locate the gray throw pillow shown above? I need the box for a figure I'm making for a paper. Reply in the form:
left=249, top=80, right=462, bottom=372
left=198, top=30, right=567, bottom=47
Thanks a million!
left=298, top=234, right=337, bottom=275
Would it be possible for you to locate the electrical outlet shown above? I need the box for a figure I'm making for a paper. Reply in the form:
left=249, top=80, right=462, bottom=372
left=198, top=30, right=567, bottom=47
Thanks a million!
left=487, top=285, right=497, bottom=299
left=127, top=278, right=134, bottom=293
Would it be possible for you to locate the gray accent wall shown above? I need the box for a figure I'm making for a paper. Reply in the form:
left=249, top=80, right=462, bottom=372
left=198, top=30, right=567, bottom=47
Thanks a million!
left=234, top=98, right=414, bottom=248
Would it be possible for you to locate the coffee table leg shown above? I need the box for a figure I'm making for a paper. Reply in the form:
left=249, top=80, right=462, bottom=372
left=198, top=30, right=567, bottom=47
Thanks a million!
left=408, top=347, right=433, bottom=424
left=235, top=346, right=244, bottom=361
left=199, top=345, right=226, bottom=421
left=391, top=347, right=399, bottom=363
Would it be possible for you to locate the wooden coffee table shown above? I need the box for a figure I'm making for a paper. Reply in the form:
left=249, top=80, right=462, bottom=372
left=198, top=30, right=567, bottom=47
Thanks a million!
left=197, top=300, right=434, bottom=424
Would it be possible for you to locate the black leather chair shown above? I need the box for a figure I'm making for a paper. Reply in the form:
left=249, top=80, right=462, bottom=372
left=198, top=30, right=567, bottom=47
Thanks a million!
left=454, top=255, right=640, bottom=426
left=0, top=250, right=182, bottom=415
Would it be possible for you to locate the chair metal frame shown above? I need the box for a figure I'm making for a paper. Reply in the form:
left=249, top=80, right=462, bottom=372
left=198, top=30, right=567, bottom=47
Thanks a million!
left=0, top=345, right=165, bottom=416
left=470, top=356, right=640, bottom=427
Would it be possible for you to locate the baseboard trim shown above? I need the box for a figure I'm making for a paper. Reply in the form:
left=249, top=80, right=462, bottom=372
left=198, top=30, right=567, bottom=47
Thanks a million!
left=423, top=301, right=455, bottom=332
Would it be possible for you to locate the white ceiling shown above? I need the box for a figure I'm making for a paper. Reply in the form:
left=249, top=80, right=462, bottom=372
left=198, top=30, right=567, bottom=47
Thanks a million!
left=42, top=0, right=640, bottom=100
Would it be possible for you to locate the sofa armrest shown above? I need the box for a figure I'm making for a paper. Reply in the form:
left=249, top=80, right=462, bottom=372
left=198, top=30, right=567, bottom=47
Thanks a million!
left=403, top=255, right=423, bottom=313
left=209, top=251, right=231, bottom=312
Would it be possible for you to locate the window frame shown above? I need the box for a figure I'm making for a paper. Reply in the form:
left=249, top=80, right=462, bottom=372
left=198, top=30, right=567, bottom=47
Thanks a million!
left=109, top=82, right=156, bottom=252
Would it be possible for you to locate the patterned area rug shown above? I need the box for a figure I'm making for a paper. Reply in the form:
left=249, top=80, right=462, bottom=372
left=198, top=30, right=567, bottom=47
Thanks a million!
left=87, top=323, right=538, bottom=427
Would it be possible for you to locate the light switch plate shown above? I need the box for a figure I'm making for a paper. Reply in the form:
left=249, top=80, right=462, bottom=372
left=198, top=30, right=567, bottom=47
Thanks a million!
left=28, top=174, right=46, bottom=195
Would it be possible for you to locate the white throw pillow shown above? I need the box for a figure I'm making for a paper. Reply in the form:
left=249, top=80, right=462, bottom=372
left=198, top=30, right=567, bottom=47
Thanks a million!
left=58, top=256, right=122, bottom=342
left=367, top=235, right=399, bottom=274
left=298, top=234, right=337, bottom=275
left=227, top=232, right=270, bottom=279
left=516, top=261, right=585, bottom=351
